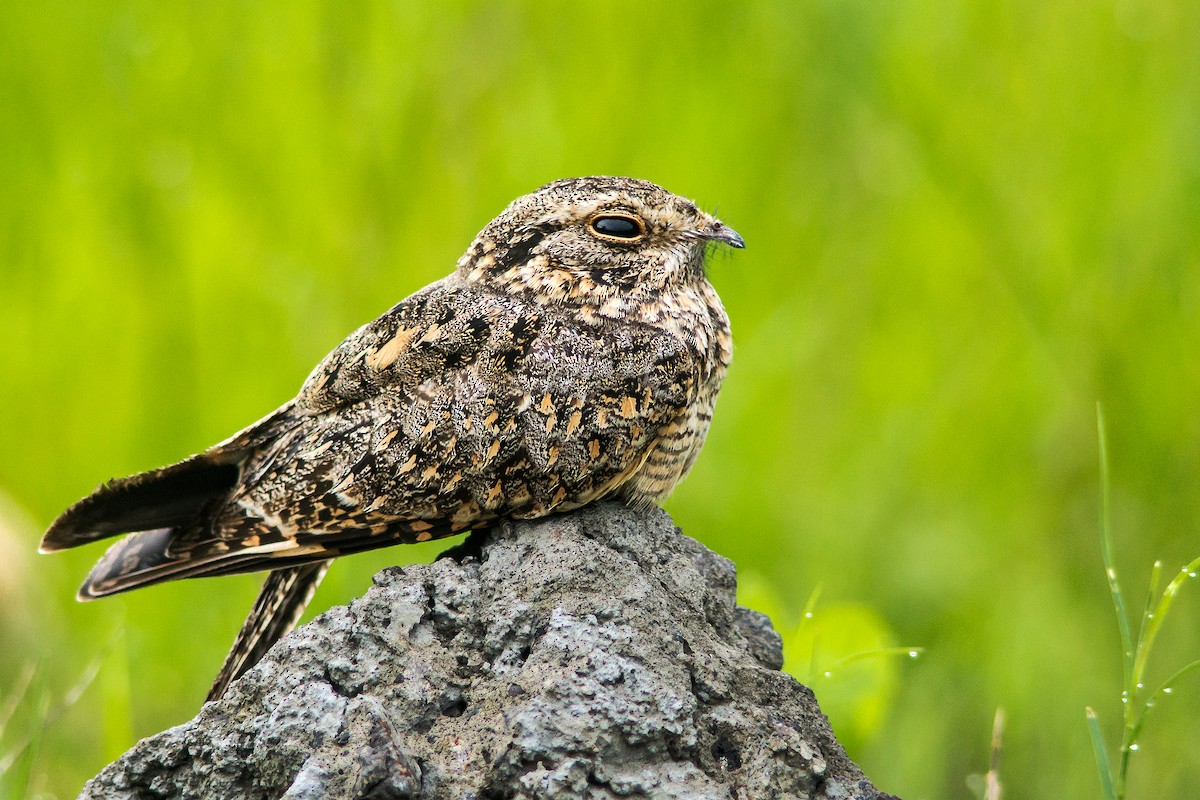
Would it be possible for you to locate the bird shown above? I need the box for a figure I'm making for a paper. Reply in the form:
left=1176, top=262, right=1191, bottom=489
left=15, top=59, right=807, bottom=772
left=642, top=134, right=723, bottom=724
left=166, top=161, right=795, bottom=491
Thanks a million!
left=40, top=176, right=744, bottom=701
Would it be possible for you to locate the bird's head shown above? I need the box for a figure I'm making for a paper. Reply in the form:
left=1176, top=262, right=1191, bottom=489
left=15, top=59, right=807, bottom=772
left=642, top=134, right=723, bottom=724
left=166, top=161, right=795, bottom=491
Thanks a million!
left=456, top=176, right=743, bottom=308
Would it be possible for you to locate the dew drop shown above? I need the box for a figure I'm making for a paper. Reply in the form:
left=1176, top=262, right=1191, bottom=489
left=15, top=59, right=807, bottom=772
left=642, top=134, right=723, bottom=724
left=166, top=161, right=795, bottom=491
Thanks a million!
left=804, top=612, right=814, bottom=619
left=1163, top=687, right=1173, bottom=694
left=1129, top=743, right=1140, bottom=752
left=1136, top=683, right=1144, bottom=689
left=908, top=650, right=919, bottom=658
left=823, top=671, right=832, bottom=678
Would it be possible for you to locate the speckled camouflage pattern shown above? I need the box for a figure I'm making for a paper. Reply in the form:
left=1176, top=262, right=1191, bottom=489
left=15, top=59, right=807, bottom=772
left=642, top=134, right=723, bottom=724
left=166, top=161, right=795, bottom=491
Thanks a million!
left=41, top=177, right=743, bottom=696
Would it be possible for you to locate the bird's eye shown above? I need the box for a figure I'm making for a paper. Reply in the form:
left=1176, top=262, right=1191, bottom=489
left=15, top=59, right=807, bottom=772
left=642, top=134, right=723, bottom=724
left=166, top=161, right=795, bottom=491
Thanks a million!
left=588, top=214, right=646, bottom=242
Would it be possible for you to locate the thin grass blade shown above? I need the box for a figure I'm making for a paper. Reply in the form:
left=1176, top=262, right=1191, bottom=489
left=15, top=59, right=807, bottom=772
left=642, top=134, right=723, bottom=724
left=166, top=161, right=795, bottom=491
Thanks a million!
left=1086, top=707, right=1119, bottom=800
left=824, top=646, right=924, bottom=673
left=1096, top=404, right=1134, bottom=684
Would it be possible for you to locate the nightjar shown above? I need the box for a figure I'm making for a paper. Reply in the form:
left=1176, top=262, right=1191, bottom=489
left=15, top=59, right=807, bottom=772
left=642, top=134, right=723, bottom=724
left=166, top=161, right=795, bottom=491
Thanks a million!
left=41, top=176, right=744, bottom=700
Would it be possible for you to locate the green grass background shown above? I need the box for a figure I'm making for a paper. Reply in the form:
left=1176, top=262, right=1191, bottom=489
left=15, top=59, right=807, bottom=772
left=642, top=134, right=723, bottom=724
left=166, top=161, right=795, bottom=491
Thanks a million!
left=2, top=1, right=1199, bottom=797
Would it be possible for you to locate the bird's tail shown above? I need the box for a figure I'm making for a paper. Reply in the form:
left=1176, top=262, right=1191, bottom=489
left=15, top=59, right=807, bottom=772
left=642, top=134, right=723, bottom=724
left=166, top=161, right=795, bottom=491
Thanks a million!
left=40, top=453, right=242, bottom=554
left=206, top=560, right=331, bottom=702
left=40, top=404, right=297, bottom=557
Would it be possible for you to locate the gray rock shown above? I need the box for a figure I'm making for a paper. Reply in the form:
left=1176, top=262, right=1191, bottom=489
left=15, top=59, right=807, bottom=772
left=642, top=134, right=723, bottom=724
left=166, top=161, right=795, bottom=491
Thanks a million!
left=81, top=502, right=897, bottom=800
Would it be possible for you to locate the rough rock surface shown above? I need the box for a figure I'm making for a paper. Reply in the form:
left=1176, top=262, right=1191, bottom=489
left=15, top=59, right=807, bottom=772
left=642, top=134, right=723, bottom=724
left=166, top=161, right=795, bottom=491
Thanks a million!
left=81, top=502, right=897, bottom=799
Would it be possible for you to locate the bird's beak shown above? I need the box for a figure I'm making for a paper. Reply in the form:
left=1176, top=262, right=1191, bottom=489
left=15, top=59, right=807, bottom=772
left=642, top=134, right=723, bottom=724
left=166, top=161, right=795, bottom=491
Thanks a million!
left=702, top=218, right=746, bottom=249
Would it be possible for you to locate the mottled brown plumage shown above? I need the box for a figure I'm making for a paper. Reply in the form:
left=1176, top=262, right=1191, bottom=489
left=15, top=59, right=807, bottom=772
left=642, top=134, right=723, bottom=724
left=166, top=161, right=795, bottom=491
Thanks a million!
left=41, top=176, right=743, bottom=699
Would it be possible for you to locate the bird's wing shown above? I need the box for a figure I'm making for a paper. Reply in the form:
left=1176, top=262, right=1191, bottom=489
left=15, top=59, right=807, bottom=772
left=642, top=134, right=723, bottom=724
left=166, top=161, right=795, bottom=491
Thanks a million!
left=76, top=280, right=700, bottom=597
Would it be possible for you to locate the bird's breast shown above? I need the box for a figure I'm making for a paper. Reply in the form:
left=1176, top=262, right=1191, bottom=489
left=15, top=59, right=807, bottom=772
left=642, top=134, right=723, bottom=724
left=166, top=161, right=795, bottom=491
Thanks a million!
left=619, top=280, right=731, bottom=505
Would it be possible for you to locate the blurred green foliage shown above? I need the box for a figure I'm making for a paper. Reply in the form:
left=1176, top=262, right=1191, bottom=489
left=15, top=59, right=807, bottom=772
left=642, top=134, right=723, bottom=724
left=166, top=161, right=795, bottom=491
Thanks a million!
left=2, top=1, right=1199, bottom=797
left=740, top=574, right=917, bottom=754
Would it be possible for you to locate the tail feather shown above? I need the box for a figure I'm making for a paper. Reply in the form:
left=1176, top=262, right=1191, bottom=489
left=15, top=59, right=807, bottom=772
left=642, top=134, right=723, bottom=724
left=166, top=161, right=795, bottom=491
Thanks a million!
left=207, top=561, right=331, bottom=702
left=40, top=454, right=241, bottom=553
left=76, top=524, right=334, bottom=600
left=40, top=403, right=299, bottom=555
left=75, top=527, right=248, bottom=600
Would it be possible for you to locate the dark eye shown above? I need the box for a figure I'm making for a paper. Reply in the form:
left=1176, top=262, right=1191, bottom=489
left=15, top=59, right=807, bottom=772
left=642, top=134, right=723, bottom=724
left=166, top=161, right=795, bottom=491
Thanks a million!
left=589, top=214, right=646, bottom=242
